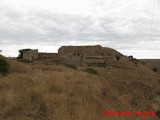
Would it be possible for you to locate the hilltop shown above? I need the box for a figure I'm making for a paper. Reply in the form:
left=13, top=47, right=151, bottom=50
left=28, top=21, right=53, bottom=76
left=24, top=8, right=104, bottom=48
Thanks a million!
left=0, top=47, right=160, bottom=120
left=17, top=45, right=123, bottom=65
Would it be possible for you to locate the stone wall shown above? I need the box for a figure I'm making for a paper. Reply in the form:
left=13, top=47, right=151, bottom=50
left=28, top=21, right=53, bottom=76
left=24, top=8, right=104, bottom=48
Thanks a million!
left=18, top=45, right=120, bottom=65
left=84, top=56, right=105, bottom=64
left=22, top=49, right=38, bottom=62
left=58, top=45, right=118, bottom=65
left=63, top=56, right=83, bottom=65
left=38, top=53, right=58, bottom=59
left=58, top=45, right=103, bottom=57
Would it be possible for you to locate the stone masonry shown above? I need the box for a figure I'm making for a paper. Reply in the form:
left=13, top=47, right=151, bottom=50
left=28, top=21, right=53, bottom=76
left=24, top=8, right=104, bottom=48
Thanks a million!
left=18, top=45, right=120, bottom=65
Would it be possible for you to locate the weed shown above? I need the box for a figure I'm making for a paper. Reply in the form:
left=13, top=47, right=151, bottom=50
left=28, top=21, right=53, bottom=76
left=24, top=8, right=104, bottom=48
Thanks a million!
left=0, top=55, right=10, bottom=75
left=152, top=67, right=160, bottom=72
left=152, top=67, right=158, bottom=72
left=156, top=110, right=160, bottom=118
left=116, top=54, right=120, bottom=60
left=84, top=68, right=97, bottom=74
left=65, top=64, right=77, bottom=69
left=37, top=103, right=47, bottom=117
left=87, top=63, right=106, bottom=67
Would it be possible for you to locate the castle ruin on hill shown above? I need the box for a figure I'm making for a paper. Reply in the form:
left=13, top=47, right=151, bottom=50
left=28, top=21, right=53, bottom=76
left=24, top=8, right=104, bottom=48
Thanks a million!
left=17, top=45, right=121, bottom=65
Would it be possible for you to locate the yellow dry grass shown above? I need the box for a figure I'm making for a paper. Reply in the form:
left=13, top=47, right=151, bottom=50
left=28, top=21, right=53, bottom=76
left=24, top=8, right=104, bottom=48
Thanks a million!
left=0, top=59, right=159, bottom=120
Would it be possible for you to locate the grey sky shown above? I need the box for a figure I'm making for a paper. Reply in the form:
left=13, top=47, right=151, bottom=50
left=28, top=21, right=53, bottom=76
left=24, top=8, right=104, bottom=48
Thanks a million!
left=0, top=0, right=160, bottom=58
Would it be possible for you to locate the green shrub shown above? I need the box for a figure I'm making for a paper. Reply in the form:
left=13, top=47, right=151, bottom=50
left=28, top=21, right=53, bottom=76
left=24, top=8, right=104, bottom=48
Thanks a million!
left=0, top=55, right=10, bottom=75
left=156, top=110, right=160, bottom=118
left=87, top=63, right=106, bottom=67
left=141, top=61, right=146, bottom=65
left=65, top=64, right=77, bottom=69
left=152, top=67, right=158, bottom=72
left=116, top=54, right=120, bottom=60
left=37, top=103, right=47, bottom=117
left=85, top=68, right=97, bottom=74
left=128, top=55, right=139, bottom=64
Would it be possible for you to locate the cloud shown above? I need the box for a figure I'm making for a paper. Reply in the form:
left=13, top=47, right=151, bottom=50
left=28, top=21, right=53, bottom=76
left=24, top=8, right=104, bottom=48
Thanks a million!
left=0, top=0, right=160, bottom=58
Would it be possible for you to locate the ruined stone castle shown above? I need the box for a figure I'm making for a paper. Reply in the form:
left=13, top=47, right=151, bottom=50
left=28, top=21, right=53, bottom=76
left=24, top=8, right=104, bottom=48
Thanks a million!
left=17, top=45, right=121, bottom=65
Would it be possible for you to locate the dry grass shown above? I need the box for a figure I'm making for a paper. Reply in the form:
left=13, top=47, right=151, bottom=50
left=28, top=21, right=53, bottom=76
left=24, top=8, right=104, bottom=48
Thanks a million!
left=0, top=59, right=159, bottom=120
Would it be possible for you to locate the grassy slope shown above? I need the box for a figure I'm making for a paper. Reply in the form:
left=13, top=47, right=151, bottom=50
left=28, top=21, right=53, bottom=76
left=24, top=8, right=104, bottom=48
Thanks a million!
left=0, top=59, right=160, bottom=120
left=139, top=59, right=160, bottom=73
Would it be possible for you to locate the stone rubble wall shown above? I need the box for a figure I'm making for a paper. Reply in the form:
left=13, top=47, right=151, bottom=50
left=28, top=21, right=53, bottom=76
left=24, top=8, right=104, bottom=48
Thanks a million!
left=19, top=45, right=121, bottom=65
left=22, top=49, right=38, bottom=62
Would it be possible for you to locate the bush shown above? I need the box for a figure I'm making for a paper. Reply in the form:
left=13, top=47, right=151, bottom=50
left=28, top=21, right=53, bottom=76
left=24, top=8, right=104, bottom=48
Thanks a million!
left=85, top=68, right=97, bottom=74
left=0, top=55, right=10, bottom=75
left=37, top=103, right=47, bottom=117
left=141, top=61, right=146, bottom=65
left=65, top=64, right=77, bottom=69
left=156, top=110, right=160, bottom=118
left=87, top=63, right=106, bottom=67
left=116, top=54, right=120, bottom=60
left=128, top=55, right=139, bottom=64
left=152, top=67, right=158, bottom=72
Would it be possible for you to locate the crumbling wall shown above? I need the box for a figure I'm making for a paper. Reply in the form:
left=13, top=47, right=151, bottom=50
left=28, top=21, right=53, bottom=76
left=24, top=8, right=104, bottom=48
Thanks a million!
left=38, top=53, right=58, bottom=59
left=22, top=49, right=38, bottom=62
left=17, top=45, right=120, bottom=65
left=84, top=56, right=105, bottom=64
left=58, top=45, right=118, bottom=65
left=63, top=56, right=83, bottom=65
left=58, top=45, right=103, bottom=57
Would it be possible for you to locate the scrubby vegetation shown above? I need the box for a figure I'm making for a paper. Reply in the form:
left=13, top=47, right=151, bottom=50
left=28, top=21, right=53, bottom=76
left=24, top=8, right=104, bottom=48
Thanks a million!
left=128, top=55, right=139, bottom=64
left=84, top=67, right=98, bottom=74
left=0, top=59, right=159, bottom=120
left=152, top=67, right=159, bottom=72
left=139, top=59, right=160, bottom=74
left=0, top=55, right=10, bottom=75
left=156, top=110, right=160, bottom=118
left=116, top=54, right=120, bottom=60
left=65, top=64, right=78, bottom=69
left=87, top=63, right=106, bottom=67
left=0, top=61, right=107, bottom=120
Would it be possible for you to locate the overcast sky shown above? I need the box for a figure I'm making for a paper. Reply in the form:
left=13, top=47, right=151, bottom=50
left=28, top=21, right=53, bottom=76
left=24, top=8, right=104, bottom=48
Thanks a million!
left=0, top=0, right=160, bottom=58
